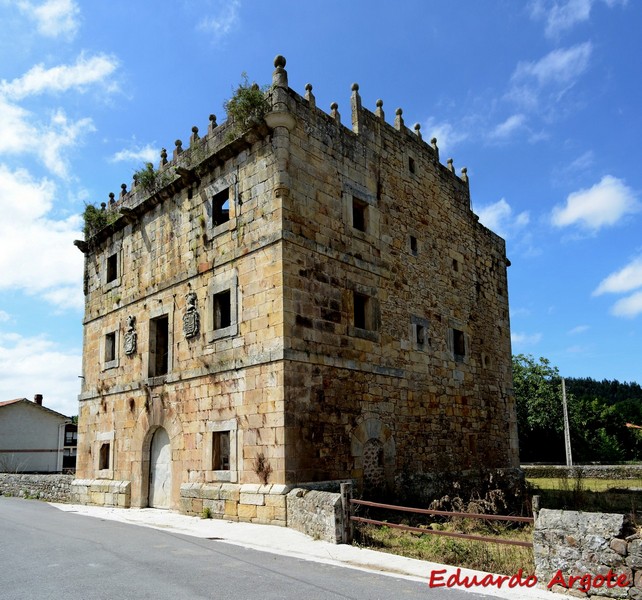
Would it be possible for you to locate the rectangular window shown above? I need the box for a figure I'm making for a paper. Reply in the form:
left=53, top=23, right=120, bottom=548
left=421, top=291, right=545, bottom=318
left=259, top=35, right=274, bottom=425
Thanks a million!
left=352, top=197, right=368, bottom=232
left=105, top=332, right=116, bottom=363
left=149, top=315, right=169, bottom=377
left=212, top=431, right=230, bottom=470
left=106, top=253, right=118, bottom=283
left=353, top=292, right=368, bottom=330
left=212, top=188, right=230, bottom=227
left=453, top=328, right=466, bottom=359
left=408, top=156, right=416, bottom=174
left=410, top=235, right=418, bottom=255
left=99, top=442, right=110, bottom=470
left=213, top=290, right=232, bottom=330
left=416, top=324, right=426, bottom=346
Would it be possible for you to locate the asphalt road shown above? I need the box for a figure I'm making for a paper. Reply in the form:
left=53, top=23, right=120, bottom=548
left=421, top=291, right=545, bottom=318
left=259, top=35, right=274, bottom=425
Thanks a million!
left=0, top=496, right=497, bottom=600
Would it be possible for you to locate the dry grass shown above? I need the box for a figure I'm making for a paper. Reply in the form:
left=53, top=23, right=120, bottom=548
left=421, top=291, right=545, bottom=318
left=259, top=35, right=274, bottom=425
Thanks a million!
left=527, top=477, right=642, bottom=492
left=355, top=520, right=534, bottom=576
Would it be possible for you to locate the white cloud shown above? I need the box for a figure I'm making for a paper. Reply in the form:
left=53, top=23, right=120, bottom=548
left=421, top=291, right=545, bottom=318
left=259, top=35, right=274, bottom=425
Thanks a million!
left=0, top=53, right=119, bottom=100
left=551, top=175, right=639, bottom=230
left=490, top=114, right=527, bottom=140
left=611, top=291, right=642, bottom=318
left=541, top=0, right=592, bottom=37
left=476, top=198, right=530, bottom=239
left=423, top=118, right=469, bottom=158
left=511, top=332, right=543, bottom=345
left=0, top=53, right=118, bottom=177
left=0, top=99, right=95, bottom=178
left=530, top=0, right=628, bottom=37
left=513, top=42, right=592, bottom=87
left=40, top=110, right=95, bottom=177
left=593, top=256, right=642, bottom=296
left=0, top=165, right=83, bottom=308
left=568, top=324, right=589, bottom=335
left=17, top=0, right=80, bottom=39
left=110, top=143, right=158, bottom=165
left=0, top=331, right=81, bottom=416
left=198, top=0, right=240, bottom=40
left=0, top=310, right=10, bottom=322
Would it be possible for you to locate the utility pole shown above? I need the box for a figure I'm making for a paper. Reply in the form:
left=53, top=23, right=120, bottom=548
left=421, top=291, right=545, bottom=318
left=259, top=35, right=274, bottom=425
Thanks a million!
left=562, top=378, right=573, bottom=466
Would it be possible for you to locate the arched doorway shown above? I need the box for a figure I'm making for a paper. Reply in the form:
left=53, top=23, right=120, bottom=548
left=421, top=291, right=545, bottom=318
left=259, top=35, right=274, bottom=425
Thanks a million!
left=149, top=427, right=171, bottom=508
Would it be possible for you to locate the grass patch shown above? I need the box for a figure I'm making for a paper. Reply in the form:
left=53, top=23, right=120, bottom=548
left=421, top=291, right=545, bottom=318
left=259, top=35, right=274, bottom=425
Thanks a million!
left=527, top=476, right=641, bottom=514
left=527, top=477, right=642, bottom=492
left=355, top=520, right=534, bottom=576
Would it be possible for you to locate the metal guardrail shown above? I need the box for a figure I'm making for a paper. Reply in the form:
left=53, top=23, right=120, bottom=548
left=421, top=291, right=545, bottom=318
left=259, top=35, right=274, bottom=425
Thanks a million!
left=349, top=498, right=533, bottom=548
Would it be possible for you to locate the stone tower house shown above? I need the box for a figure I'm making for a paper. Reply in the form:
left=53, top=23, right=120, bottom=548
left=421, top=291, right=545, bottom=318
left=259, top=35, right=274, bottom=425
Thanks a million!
left=73, top=56, right=519, bottom=519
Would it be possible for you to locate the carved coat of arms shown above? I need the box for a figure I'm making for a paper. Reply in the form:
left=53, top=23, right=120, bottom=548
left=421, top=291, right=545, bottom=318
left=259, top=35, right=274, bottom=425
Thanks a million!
left=124, top=315, right=137, bottom=355
left=183, top=292, right=200, bottom=338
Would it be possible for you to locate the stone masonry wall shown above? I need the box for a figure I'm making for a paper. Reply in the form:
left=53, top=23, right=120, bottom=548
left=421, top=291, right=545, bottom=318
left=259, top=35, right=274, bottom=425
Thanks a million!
left=0, top=473, right=73, bottom=502
left=75, top=56, right=519, bottom=511
left=286, top=488, right=343, bottom=543
left=280, top=76, right=518, bottom=488
left=534, top=508, right=642, bottom=598
left=179, top=482, right=289, bottom=526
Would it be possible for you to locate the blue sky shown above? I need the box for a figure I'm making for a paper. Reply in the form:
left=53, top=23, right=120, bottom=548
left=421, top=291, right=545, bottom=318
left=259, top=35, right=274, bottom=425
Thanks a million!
left=0, top=0, right=640, bottom=416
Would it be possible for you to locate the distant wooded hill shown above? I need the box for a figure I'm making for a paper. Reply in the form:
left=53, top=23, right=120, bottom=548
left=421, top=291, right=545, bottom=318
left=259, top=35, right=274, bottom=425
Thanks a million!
left=513, top=355, right=642, bottom=464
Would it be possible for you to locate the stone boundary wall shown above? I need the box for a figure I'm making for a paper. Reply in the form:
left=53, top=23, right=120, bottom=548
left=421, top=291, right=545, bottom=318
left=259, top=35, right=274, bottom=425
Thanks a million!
left=180, top=483, right=289, bottom=526
left=523, top=465, right=642, bottom=480
left=71, top=479, right=131, bottom=507
left=534, top=508, right=642, bottom=598
left=0, top=473, right=73, bottom=502
left=286, top=488, right=343, bottom=543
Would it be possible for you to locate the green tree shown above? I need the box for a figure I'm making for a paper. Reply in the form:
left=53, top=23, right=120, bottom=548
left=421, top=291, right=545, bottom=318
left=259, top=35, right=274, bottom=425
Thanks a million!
left=512, top=354, right=564, bottom=462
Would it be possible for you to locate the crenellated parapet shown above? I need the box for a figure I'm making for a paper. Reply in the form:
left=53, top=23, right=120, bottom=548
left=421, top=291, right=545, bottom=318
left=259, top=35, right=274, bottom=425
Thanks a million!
left=80, top=54, right=474, bottom=249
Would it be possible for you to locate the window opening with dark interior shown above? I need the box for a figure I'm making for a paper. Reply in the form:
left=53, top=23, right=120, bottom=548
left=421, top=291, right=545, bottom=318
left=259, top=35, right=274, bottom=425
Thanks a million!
left=453, top=328, right=466, bottom=359
left=213, top=290, right=232, bottom=330
left=99, top=442, right=110, bottom=470
left=416, top=324, right=425, bottom=346
left=352, top=197, right=368, bottom=232
left=409, top=156, right=416, bottom=174
left=213, top=431, right=230, bottom=470
left=212, top=188, right=230, bottom=226
left=353, top=292, right=368, bottom=330
left=105, top=332, right=116, bottom=363
left=149, top=315, right=169, bottom=377
left=106, top=253, right=118, bottom=283
left=410, top=235, right=418, bottom=255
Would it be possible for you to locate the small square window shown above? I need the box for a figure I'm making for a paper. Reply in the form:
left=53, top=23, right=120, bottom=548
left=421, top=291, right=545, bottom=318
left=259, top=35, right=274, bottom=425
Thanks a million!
left=352, top=197, right=368, bottom=233
left=212, top=188, right=230, bottom=227
left=99, top=442, right=110, bottom=470
left=213, top=431, right=230, bottom=470
left=410, top=235, right=418, bottom=255
left=213, top=290, right=232, bottom=330
left=106, top=253, right=118, bottom=283
left=105, top=332, right=116, bottom=364
left=453, top=329, right=466, bottom=359
left=149, top=315, right=169, bottom=377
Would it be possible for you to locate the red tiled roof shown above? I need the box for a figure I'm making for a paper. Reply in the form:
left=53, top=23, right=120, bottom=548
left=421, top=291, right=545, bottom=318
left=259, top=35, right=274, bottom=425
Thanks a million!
left=0, top=398, right=71, bottom=419
left=0, top=398, right=27, bottom=408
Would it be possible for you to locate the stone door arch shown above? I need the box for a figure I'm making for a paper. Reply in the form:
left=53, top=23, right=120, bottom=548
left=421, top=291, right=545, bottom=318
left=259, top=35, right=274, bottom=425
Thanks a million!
left=148, top=427, right=171, bottom=508
left=351, top=417, right=395, bottom=496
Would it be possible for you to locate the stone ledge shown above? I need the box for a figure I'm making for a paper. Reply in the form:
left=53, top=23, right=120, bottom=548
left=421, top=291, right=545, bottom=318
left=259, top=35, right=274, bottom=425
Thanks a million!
left=70, top=479, right=131, bottom=507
